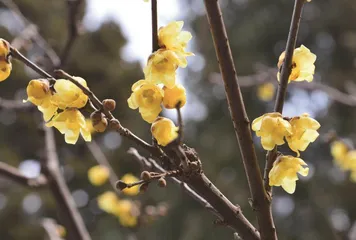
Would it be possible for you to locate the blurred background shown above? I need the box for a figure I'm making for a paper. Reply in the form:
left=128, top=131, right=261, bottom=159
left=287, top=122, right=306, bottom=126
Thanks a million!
left=0, top=0, right=355, bottom=239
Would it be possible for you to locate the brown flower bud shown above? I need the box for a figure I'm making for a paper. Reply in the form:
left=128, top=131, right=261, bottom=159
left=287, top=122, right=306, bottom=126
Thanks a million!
left=90, top=111, right=104, bottom=125
left=102, top=99, right=116, bottom=111
left=140, top=171, right=151, bottom=181
left=158, top=178, right=167, bottom=188
left=116, top=180, right=127, bottom=191
left=93, top=118, right=108, bottom=133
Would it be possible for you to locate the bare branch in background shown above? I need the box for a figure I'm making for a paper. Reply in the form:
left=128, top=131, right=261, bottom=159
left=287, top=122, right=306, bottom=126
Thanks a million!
left=264, top=0, right=306, bottom=196
left=1, top=0, right=61, bottom=66
left=42, top=126, right=91, bottom=240
left=41, top=218, right=65, bottom=240
left=151, top=0, right=159, bottom=52
left=0, top=97, right=32, bottom=110
left=0, top=162, right=47, bottom=187
left=203, top=0, right=276, bottom=238
left=59, top=0, right=83, bottom=67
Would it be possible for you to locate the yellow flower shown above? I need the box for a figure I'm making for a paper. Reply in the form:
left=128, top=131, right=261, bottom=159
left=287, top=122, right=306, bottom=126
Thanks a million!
left=257, top=83, right=275, bottom=102
left=97, top=191, right=119, bottom=214
left=88, top=165, right=110, bottom=186
left=251, top=112, right=292, bottom=150
left=144, top=49, right=187, bottom=88
left=0, top=61, right=11, bottom=82
left=163, top=83, right=186, bottom=109
left=120, top=174, right=140, bottom=196
left=277, top=45, right=316, bottom=82
left=127, top=79, right=164, bottom=123
left=26, top=79, right=58, bottom=121
left=46, top=109, right=92, bottom=144
left=158, top=21, right=193, bottom=63
left=286, top=113, right=320, bottom=156
left=269, top=155, right=309, bottom=194
left=337, top=150, right=356, bottom=172
left=151, top=117, right=179, bottom=146
left=51, top=77, right=88, bottom=110
left=0, top=39, right=11, bottom=82
left=85, top=119, right=95, bottom=134
left=331, top=140, right=350, bottom=170
left=113, top=200, right=138, bottom=227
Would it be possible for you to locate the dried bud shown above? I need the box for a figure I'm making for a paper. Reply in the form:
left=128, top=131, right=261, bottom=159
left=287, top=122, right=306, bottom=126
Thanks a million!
left=189, top=162, right=200, bottom=171
left=93, top=117, right=108, bottom=133
left=158, top=178, right=167, bottom=188
left=139, top=182, right=149, bottom=192
left=109, top=119, right=121, bottom=130
left=140, top=171, right=151, bottom=181
left=103, top=99, right=116, bottom=111
left=116, top=180, right=127, bottom=191
left=90, top=111, right=104, bottom=125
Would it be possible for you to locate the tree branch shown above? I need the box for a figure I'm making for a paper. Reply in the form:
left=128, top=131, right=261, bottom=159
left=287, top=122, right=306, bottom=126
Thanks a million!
left=59, top=0, right=83, bottom=68
left=151, top=0, right=159, bottom=52
left=264, top=0, right=306, bottom=194
left=42, top=126, right=91, bottom=240
left=41, top=218, right=65, bottom=240
left=203, top=1, right=276, bottom=239
left=0, top=162, right=47, bottom=188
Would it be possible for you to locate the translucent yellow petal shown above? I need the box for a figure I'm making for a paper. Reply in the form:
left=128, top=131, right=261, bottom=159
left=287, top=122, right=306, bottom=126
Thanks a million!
left=281, top=178, right=296, bottom=194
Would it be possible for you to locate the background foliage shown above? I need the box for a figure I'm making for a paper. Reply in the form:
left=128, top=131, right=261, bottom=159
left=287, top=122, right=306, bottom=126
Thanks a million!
left=0, top=0, right=355, bottom=239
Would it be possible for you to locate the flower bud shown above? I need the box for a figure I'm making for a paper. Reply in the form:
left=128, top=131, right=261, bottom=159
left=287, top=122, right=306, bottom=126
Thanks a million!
left=158, top=178, right=167, bottom=188
left=116, top=180, right=128, bottom=191
left=27, top=79, right=50, bottom=100
left=93, top=117, right=108, bottom=133
left=140, top=171, right=151, bottom=181
left=103, top=99, right=116, bottom=111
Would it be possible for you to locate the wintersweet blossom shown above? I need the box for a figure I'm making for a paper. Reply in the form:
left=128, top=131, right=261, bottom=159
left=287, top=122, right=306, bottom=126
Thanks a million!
left=330, top=140, right=350, bottom=170
left=88, top=165, right=110, bottom=186
left=257, top=83, right=275, bottom=102
left=46, top=109, right=91, bottom=144
left=144, top=49, right=187, bottom=88
left=97, top=191, right=119, bottom=214
left=51, top=77, right=88, bottom=109
left=0, top=39, right=11, bottom=82
left=26, top=79, right=58, bottom=121
left=127, top=80, right=164, bottom=123
left=158, top=21, right=193, bottom=63
left=120, top=174, right=140, bottom=196
left=286, top=113, right=320, bottom=156
left=277, top=45, right=316, bottom=82
left=114, top=200, right=138, bottom=227
left=269, top=155, right=309, bottom=194
left=251, top=112, right=292, bottom=150
left=162, top=83, right=186, bottom=109
left=151, top=117, right=179, bottom=146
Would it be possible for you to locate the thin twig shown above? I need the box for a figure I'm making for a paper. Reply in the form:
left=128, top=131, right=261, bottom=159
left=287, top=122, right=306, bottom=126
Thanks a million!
left=264, top=0, right=306, bottom=195
left=0, top=162, right=47, bottom=187
left=43, top=126, right=91, bottom=240
left=176, top=102, right=183, bottom=144
left=127, top=148, right=221, bottom=219
left=203, top=1, right=276, bottom=239
left=151, top=0, right=159, bottom=52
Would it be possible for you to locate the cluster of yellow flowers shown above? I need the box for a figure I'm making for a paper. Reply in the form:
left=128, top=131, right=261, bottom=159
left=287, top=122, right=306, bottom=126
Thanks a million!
left=127, top=21, right=192, bottom=146
left=25, top=78, right=92, bottom=144
left=97, top=191, right=138, bottom=227
left=88, top=165, right=140, bottom=227
left=0, top=39, right=11, bottom=82
left=330, top=140, right=356, bottom=181
left=252, top=45, right=318, bottom=194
